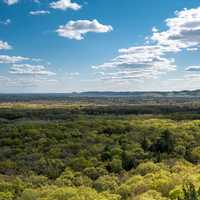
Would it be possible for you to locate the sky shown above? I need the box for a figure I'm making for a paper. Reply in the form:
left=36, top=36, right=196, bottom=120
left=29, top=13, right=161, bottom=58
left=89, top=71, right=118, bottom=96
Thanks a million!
left=1, top=0, right=200, bottom=93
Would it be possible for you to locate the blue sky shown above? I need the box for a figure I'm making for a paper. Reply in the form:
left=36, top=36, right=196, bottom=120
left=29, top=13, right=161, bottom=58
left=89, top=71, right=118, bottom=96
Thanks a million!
left=0, top=0, right=200, bottom=93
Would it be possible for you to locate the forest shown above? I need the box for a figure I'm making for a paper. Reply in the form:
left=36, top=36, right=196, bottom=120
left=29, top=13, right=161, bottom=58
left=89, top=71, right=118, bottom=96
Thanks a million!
left=0, top=98, right=200, bottom=199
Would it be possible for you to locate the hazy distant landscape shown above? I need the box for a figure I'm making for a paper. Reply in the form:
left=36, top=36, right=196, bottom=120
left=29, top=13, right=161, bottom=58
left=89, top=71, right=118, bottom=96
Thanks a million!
left=2, top=89, right=200, bottom=102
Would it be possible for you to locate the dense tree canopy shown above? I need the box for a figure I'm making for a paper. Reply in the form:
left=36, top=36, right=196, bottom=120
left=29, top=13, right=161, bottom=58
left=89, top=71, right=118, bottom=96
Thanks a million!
left=0, top=102, right=200, bottom=199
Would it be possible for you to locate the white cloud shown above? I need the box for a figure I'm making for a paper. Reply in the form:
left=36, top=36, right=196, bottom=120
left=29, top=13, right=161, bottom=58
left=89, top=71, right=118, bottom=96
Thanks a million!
left=9, top=64, right=56, bottom=76
left=92, top=44, right=176, bottom=81
left=152, top=26, right=158, bottom=33
left=151, top=7, right=200, bottom=51
left=97, top=70, right=164, bottom=81
left=186, top=66, right=200, bottom=72
left=4, top=0, right=19, bottom=5
left=186, top=47, right=198, bottom=51
left=0, top=19, right=11, bottom=25
left=2, top=76, right=58, bottom=88
left=92, top=7, right=200, bottom=84
left=29, top=10, right=50, bottom=15
left=56, top=19, right=113, bottom=40
left=0, top=55, right=29, bottom=63
left=50, top=0, right=81, bottom=11
left=0, top=41, right=12, bottom=50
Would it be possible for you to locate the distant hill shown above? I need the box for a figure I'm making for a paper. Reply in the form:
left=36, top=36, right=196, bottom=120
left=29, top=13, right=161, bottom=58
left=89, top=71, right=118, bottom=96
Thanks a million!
left=1, top=90, right=200, bottom=102
left=75, top=90, right=200, bottom=98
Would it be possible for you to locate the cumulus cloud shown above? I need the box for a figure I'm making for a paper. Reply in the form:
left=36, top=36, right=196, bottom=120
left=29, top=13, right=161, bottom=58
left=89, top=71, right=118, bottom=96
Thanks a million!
left=152, top=26, right=158, bottom=33
left=93, top=6, right=200, bottom=83
left=0, top=41, right=12, bottom=50
left=29, top=10, right=50, bottom=15
left=152, top=7, right=200, bottom=51
left=4, top=0, right=19, bottom=5
left=56, top=19, right=113, bottom=40
left=50, top=0, right=81, bottom=11
left=9, top=64, right=56, bottom=76
left=93, top=44, right=176, bottom=81
left=0, top=55, right=29, bottom=63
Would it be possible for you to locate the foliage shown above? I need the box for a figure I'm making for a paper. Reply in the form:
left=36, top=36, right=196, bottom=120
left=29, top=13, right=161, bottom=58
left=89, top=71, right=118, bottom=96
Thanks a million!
left=0, top=103, right=200, bottom=199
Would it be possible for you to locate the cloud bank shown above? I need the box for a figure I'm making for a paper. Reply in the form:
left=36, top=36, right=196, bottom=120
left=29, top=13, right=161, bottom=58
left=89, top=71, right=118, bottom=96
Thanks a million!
left=93, top=7, right=200, bottom=83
